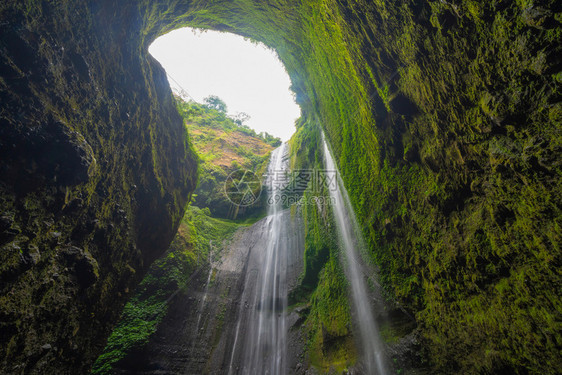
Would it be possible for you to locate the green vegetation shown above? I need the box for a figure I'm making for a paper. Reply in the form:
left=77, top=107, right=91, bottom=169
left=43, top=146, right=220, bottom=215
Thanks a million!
left=287, top=120, right=356, bottom=370
left=91, top=206, right=241, bottom=375
left=143, top=0, right=560, bottom=372
left=177, top=97, right=278, bottom=219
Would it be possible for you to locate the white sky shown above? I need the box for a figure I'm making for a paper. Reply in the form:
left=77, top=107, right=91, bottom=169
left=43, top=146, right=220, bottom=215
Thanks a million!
left=149, top=28, right=301, bottom=141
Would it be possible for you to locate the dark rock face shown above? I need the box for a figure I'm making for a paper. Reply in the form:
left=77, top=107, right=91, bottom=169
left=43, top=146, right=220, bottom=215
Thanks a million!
left=0, top=2, right=197, bottom=374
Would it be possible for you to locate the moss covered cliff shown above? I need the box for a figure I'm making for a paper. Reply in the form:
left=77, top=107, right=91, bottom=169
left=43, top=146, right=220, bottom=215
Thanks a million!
left=0, top=0, right=560, bottom=374
left=152, top=0, right=561, bottom=372
left=287, top=120, right=358, bottom=372
left=92, top=205, right=241, bottom=374
left=0, top=2, right=197, bottom=374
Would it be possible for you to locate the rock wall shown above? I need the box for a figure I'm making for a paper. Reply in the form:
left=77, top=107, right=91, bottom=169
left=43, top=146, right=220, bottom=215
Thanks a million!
left=0, top=2, right=197, bottom=374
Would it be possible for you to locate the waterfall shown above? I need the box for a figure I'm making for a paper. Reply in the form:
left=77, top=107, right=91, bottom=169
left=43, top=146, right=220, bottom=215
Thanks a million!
left=225, top=138, right=387, bottom=374
left=322, top=134, right=389, bottom=375
left=247, top=143, right=288, bottom=375
left=229, top=143, right=296, bottom=375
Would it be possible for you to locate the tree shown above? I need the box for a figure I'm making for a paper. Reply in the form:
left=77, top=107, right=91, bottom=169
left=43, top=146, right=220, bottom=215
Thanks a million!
left=231, top=112, right=251, bottom=126
left=203, top=95, right=227, bottom=113
left=260, top=131, right=282, bottom=147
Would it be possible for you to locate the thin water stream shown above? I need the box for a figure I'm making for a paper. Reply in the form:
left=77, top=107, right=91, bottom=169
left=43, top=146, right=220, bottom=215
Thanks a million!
left=322, top=134, right=389, bottom=375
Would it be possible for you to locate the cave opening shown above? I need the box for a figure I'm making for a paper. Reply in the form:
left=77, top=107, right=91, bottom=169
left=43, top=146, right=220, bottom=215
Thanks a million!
left=148, top=27, right=301, bottom=142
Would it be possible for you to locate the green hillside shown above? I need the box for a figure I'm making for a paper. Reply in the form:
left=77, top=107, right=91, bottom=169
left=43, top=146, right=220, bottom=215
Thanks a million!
left=177, top=97, right=279, bottom=219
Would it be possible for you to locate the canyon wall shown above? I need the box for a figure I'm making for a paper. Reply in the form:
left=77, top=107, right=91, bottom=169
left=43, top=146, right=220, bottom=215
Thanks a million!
left=0, top=2, right=197, bottom=373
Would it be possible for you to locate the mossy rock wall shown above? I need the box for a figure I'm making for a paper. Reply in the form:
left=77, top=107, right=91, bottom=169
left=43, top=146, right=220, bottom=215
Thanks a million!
left=0, top=1, right=197, bottom=374
left=0, top=0, right=560, bottom=374
left=151, top=1, right=560, bottom=372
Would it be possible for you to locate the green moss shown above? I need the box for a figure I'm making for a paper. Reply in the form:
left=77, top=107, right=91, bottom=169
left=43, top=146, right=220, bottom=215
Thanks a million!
left=306, top=255, right=356, bottom=371
left=91, top=206, right=241, bottom=374
left=286, top=119, right=357, bottom=370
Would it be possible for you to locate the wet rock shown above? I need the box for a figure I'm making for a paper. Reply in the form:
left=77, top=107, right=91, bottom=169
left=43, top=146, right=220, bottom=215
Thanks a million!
left=62, top=198, right=84, bottom=214
left=21, top=244, right=41, bottom=265
left=0, top=214, right=18, bottom=245
left=388, top=328, right=427, bottom=374
left=61, top=246, right=99, bottom=289
left=1, top=119, right=97, bottom=193
left=0, top=214, right=14, bottom=232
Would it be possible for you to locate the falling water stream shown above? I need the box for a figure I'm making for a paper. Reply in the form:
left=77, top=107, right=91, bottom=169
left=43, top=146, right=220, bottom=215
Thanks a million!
left=322, top=134, right=389, bottom=375
left=229, top=143, right=292, bottom=375
left=223, top=139, right=388, bottom=374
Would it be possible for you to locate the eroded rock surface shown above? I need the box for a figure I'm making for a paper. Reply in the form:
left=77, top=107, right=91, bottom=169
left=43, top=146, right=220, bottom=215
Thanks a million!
left=0, top=2, right=197, bottom=374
